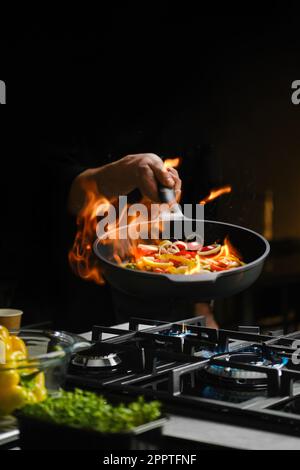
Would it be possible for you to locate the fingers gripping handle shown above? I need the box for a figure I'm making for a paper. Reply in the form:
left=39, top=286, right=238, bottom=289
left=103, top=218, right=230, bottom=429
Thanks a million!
left=158, top=185, right=177, bottom=204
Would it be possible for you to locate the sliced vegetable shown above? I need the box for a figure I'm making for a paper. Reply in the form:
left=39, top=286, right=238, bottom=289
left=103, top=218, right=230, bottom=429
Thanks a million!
left=0, top=328, right=47, bottom=416
left=122, top=239, right=244, bottom=275
left=10, top=336, right=27, bottom=356
left=173, top=241, right=187, bottom=251
left=186, top=241, right=203, bottom=251
left=137, top=244, right=159, bottom=256
left=0, top=386, right=28, bottom=415
left=198, top=244, right=221, bottom=256
left=142, top=256, right=174, bottom=269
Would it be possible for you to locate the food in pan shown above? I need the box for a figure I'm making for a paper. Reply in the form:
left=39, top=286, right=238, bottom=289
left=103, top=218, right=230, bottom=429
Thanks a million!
left=122, top=239, right=245, bottom=275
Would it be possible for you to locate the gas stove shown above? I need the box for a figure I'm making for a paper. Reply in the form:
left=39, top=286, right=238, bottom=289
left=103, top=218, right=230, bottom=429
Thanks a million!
left=66, top=316, right=300, bottom=437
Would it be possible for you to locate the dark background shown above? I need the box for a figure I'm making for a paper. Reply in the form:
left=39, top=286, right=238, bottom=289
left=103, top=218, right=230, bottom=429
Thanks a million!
left=1, top=10, right=300, bottom=332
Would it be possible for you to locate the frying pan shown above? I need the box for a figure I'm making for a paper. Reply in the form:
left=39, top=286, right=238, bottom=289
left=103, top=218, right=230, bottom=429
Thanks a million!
left=94, top=219, right=270, bottom=302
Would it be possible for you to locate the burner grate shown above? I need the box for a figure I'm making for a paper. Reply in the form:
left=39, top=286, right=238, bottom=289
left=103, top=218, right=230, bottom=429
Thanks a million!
left=65, top=316, right=300, bottom=437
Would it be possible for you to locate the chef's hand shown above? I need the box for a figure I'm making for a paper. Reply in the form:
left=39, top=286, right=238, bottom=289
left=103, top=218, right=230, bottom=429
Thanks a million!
left=68, top=153, right=182, bottom=214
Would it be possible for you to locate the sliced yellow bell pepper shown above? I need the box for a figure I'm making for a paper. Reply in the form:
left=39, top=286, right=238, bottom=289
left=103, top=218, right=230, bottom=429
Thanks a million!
left=6, top=350, right=29, bottom=372
left=141, top=256, right=174, bottom=269
left=170, top=266, right=189, bottom=274
left=10, top=335, right=27, bottom=356
left=0, top=385, right=28, bottom=416
left=32, top=373, right=48, bottom=402
left=0, top=339, right=5, bottom=365
left=0, top=325, right=10, bottom=343
left=7, top=350, right=27, bottom=362
left=3, top=336, right=12, bottom=357
left=159, top=254, right=196, bottom=267
left=0, top=370, right=20, bottom=390
left=33, top=371, right=45, bottom=388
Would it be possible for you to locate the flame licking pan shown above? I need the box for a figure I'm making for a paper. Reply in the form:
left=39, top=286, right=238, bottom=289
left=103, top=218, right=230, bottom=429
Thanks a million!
left=94, top=220, right=270, bottom=302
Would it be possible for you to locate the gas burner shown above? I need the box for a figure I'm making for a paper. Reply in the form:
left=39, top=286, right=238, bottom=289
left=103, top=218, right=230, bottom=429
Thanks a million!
left=72, top=340, right=126, bottom=370
left=203, top=352, right=287, bottom=389
left=193, top=349, right=216, bottom=359
left=138, top=321, right=221, bottom=356
left=157, top=326, right=192, bottom=338
left=71, top=350, right=122, bottom=369
left=200, top=384, right=267, bottom=404
left=152, top=325, right=192, bottom=347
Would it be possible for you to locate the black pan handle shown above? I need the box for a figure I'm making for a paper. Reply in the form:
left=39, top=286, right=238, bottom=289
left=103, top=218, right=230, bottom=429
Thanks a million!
left=158, top=184, right=176, bottom=204
left=157, top=182, right=184, bottom=219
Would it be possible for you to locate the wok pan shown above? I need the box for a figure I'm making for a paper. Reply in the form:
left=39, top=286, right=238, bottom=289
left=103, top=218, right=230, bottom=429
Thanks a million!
left=93, top=220, right=270, bottom=302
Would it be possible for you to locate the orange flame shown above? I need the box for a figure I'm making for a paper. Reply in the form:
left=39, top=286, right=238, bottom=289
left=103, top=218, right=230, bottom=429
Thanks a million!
left=200, top=185, right=232, bottom=205
left=210, top=236, right=241, bottom=261
left=68, top=180, right=110, bottom=285
left=223, top=236, right=241, bottom=259
left=164, top=157, right=182, bottom=169
left=68, top=183, right=158, bottom=285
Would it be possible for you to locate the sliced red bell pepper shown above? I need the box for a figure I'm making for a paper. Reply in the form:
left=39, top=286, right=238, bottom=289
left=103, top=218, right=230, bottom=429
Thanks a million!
left=172, top=260, right=184, bottom=267
left=186, top=242, right=203, bottom=251
left=173, top=250, right=196, bottom=258
left=210, top=264, right=226, bottom=272
left=201, top=245, right=217, bottom=252
left=137, top=248, right=157, bottom=257
left=186, top=242, right=216, bottom=252
left=173, top=241, right=187, bottom=251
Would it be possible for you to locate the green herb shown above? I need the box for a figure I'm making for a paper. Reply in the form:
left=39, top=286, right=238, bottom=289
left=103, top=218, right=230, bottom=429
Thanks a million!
left=20, top=389, right=161, bottom=433
left=124, top=263, right=137, bottom=270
